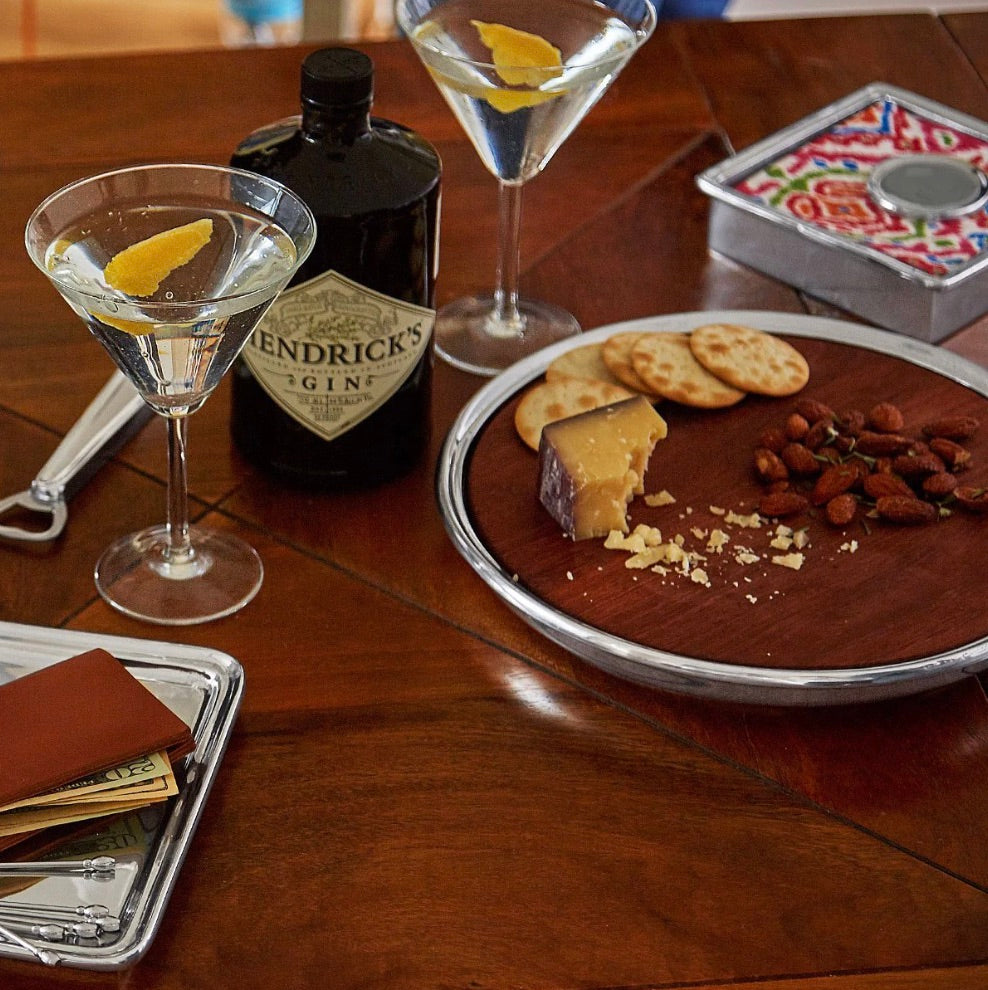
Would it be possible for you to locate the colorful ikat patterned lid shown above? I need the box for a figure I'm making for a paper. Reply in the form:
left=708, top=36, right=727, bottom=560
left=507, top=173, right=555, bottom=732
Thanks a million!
left=696, top=84, right=988, bottom=341
left=733, top=94, right=988, bottom=278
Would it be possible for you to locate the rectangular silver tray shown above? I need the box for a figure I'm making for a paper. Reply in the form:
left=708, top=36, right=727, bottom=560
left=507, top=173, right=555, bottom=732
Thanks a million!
left=0, top=622, right=243, bottom=970
left=696, top=82, right=988, bottom=342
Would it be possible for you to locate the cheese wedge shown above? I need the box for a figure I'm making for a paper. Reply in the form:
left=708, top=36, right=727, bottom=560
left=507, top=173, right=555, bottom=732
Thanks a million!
left=538, top=395, right=667, bottom=540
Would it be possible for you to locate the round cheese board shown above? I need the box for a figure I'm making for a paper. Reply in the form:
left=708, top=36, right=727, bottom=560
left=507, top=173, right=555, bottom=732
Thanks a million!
left=436, top=311, right=988, bottom=704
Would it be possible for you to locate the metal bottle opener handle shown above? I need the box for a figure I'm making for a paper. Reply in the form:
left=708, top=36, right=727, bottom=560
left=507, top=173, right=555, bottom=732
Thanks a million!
left=0, top=372, right=150, bottom=542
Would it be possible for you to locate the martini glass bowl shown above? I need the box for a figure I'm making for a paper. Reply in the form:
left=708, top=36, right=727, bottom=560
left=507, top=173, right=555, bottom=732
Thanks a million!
left=397, top=0, right=656, bottom=376
left=25, top=163, right=316, bottom=625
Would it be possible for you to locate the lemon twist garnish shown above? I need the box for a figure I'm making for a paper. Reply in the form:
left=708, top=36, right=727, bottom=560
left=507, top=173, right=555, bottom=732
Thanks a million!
left=103, top=218, right=214, bottom=297
left=471, top=20, right=564, bottom=113
left=97, top=314, right=155, bottom=336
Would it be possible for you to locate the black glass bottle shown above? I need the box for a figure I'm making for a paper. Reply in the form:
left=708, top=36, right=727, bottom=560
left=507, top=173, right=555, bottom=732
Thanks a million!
left=230, top=47, right=441, bottom=488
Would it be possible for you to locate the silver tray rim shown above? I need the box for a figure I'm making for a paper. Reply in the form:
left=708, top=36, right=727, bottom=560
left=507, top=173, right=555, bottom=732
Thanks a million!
left=695, top=82, right=988, bottom=290
left=436, top=310, right=988, bottom=706
left=0, top=621, right=243, bottom=970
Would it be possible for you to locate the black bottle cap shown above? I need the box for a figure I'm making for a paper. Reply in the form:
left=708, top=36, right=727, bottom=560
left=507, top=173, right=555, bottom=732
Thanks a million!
left=301, top=48, right=374, bottom=108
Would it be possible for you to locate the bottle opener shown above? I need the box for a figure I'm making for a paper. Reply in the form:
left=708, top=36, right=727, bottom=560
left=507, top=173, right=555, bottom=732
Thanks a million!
left=0, top=373, right=150, bottom=542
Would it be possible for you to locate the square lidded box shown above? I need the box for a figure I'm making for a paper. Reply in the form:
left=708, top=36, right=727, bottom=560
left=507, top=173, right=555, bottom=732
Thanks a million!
left=696, top=83, right=988, bottom=342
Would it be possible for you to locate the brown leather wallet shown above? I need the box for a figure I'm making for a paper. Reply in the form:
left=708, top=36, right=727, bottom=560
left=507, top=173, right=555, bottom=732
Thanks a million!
left=0, top=649, right=195, bottom=810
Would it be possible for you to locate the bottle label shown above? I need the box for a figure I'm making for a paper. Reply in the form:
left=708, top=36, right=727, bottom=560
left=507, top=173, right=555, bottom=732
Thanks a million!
left=242, top=270, right=434, bottom=444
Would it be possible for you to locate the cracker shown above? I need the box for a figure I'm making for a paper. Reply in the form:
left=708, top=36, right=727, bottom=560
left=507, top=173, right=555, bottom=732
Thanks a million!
left=689, top=323, right=809, bottom=396
left=601, top=331, right=661, bottom=397
left=514, top=378, right=634, bottom=451
left=631, top=332, right=746, bottom=409
left=545, top=343, right=625, bottom=389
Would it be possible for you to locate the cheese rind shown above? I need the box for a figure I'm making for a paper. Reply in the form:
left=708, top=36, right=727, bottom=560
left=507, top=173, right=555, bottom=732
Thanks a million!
left=537, top=395, right=668, bottom=540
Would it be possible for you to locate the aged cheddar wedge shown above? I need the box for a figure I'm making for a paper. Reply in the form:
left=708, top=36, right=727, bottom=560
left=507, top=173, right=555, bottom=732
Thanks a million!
left=538, top=395, right=667, bottom=540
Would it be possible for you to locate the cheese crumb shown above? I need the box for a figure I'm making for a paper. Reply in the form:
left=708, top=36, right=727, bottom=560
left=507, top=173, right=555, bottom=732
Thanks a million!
left=631, top=523, right=663, bottom=546
left=725, top=510, right=763, bottom=529
left=644, top=490, right=676, bottom=507
left=771, top=552, right=805, bottom=570
left=625, top=547, right=665, bottom=569
left=604, top=530, right=646, bottom=552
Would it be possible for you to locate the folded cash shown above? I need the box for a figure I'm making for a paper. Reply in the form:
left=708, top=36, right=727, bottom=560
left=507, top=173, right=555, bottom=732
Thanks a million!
left=0, top=751, right=179, bottom=839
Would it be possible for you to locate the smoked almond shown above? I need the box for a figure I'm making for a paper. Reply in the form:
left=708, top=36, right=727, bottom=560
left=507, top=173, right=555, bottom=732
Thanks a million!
left=891, top=452, right=945, bottom=478
left=922, top=416, right=980, bottom=441
left=825, top=493, right=857, bottom=526
left=875, top=495, right=938, bottom=525
left=867, top=401, right=905, bottom=433
left=781, top=442, right=820, bottom=476
left=928, top=437, right=972, bottom=470
left=754, top=447, right=788, bottom=483
left=954, top=485, right=988, bottom=513
left=759, top=491, right=810, bottom=517
left=862, top=473, right=914, bottom=500
left=785, top=413, right=810, bottom=441
left=854, top=431, right=914, bottom=456
left=794, top=398, right=836, bottom=423
left=922, top=472, right=958, bottom=498
left=810, top=463, right=859, bottom=506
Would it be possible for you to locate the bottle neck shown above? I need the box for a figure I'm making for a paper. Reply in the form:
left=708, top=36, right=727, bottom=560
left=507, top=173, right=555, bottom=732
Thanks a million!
left=301, top=100, right=372, bottom=143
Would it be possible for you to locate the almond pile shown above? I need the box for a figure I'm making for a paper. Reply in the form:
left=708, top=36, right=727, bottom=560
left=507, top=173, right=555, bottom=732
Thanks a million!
left=752, top=398, right=986, bottom=526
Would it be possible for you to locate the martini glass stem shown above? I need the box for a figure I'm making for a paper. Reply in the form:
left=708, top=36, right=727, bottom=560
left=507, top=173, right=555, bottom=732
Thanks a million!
left=490, top=179, right=526, bottom=337
left=165, top=416, right=196, bottom=568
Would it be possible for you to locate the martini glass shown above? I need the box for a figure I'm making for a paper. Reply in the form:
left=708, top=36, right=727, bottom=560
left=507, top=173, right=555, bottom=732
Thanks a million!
left=397, top=0, right=656, bottom=376
left=25, top=163, right=316, bottom=625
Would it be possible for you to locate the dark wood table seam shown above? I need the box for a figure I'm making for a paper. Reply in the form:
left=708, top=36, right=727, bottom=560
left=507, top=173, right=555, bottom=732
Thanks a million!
left=670, top=25, right=737, bottom=160
left=945, top=17, right=988, bottom=88
left=523, top=128, right=728, bottom=282
left=570, top=685, right=988, bottom=898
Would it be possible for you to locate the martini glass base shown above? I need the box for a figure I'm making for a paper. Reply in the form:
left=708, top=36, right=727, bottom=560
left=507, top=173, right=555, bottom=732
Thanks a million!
left=95, top=524, right=263, bottom=626
left=433, top=294, right=581, bottom=377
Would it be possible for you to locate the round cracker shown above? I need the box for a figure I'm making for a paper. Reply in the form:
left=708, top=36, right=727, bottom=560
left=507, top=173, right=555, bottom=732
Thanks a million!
left=689, top=323, right=809, bottom=396
left=513, top=378, right=634, bottom=451
left=545, top=342, right=625, bottom=389
left=601, top=331, right=661, bottom=397
left=631, top=332, right=746, bottom=409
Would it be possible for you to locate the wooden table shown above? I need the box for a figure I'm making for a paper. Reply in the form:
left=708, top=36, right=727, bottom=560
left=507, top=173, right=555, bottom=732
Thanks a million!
left=2, top=11, right=988, bottom=988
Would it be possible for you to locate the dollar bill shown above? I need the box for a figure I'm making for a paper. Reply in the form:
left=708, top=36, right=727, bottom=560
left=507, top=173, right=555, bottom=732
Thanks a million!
left=0, top=797, right=163, bottom=839
left=43, top=769, right=177, bottom=807
left=0, top=751, right=174, bottom=813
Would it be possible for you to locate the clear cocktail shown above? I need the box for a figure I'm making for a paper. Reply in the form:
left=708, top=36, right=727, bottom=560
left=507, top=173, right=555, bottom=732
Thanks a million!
left=398, top=0, right=656, bottom=375
left=26, top=164, right=316, bottom=624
